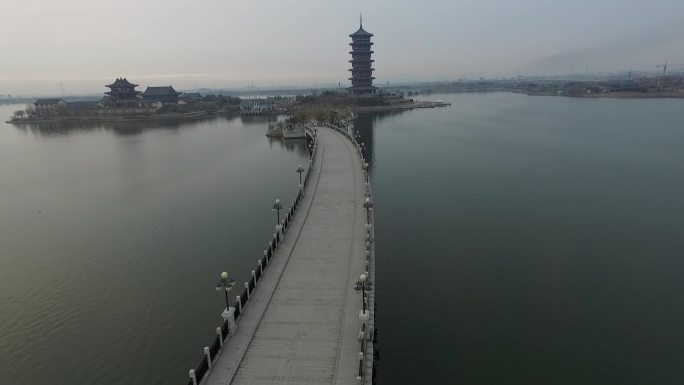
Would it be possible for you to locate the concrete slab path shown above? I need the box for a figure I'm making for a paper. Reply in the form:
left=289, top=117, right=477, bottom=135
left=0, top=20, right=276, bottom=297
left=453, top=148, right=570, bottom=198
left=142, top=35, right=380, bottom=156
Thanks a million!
left=203, top=127, right=370, bottom=385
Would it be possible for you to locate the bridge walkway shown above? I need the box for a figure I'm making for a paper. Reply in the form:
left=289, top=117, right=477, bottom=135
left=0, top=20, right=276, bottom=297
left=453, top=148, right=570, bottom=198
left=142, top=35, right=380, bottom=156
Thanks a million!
left=204, top=127, right=368, bottom=385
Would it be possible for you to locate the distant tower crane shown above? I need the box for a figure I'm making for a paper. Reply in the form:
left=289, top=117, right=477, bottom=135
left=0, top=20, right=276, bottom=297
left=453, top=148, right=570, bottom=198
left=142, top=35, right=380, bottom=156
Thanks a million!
left=656, top=62, right=684, bottom=77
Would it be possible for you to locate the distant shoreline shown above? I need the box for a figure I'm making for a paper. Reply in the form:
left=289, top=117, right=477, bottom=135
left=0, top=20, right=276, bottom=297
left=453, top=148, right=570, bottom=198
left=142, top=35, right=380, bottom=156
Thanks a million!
left=514, top=90, right=684, bottom=99
left=350, top=101, right=451, bottom=113
left=5, top=110, right=218, bottom=124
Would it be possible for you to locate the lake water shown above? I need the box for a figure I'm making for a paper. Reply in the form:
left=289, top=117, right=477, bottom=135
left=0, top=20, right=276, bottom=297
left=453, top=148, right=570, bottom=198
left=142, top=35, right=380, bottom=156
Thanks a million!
left=0, top=109, right=310, bottom=384
left=1, top=93, right=683, bottom=384
left=364, top=93, right=684, bottom=384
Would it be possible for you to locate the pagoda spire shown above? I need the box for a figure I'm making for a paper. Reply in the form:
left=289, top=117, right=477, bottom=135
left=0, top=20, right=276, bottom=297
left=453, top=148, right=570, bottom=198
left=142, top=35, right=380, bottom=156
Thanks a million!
left=360, top=13, right=363, bottom=28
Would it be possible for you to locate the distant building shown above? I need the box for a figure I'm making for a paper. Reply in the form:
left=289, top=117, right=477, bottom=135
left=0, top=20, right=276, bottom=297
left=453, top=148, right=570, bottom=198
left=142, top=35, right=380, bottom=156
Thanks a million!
left=141, top=86, right=181, bottom=105
left=33, top=98, right=66, bottom=116
left=378, top=89, right=405, bottom=104
left=178, top=92, right=203, bottom=104
left=348, top=16, right=377, bottom=95
left=202, top=95, right=221, bottom=103
left=240, top=98, right=273, bottom=115
left=65, top=100, right=103, bottom=114
left=105, top=78, right=141, bottom=107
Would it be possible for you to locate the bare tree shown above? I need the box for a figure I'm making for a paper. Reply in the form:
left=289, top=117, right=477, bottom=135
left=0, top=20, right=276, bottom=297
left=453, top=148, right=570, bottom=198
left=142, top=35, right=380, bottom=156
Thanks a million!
left=25, top=104, right=36, bottom=117
left=55, top=103, right=68, bottom=116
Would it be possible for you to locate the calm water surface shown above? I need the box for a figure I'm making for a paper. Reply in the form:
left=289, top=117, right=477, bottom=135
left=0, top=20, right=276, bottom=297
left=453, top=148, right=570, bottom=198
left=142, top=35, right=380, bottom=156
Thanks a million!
left=0, top=108, right=309, bottom=384
left=1, top=93, right=683, bottom=385
left=364, top=93, right=684, bottom=384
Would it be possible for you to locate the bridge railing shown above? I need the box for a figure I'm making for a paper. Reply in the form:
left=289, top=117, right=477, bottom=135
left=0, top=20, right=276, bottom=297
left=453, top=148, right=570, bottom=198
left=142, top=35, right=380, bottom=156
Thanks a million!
left=186, top=130, right=319, bottom=385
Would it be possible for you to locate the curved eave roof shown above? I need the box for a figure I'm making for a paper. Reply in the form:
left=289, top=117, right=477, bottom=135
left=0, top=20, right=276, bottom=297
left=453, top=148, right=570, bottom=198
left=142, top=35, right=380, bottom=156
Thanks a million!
left=105, top=91, right=141, bottom=96
left=106, top=78, right=138, bottom=88
left=349, top=27, right=373, bottom=37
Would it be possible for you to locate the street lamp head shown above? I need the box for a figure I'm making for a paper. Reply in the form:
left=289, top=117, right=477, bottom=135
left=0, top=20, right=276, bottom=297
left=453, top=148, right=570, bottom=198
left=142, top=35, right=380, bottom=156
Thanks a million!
left=296, top=165, right=304, bottom=173
left=216, top=272, right=236, bottom=291
left=360, top=274, right=367, bottom=283
left=273, top=198, right=283, bottom=210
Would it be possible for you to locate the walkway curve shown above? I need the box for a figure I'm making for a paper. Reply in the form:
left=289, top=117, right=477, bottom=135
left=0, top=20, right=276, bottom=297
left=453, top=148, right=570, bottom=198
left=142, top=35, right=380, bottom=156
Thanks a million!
left=203, top=127, right=368, bottom=385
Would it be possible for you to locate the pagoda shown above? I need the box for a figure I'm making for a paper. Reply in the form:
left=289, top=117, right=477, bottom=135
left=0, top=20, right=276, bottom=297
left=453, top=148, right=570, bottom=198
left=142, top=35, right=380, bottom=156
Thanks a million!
left=104, top=78, right=140, bottom=107
left=348, top=15, right=377, bottom=95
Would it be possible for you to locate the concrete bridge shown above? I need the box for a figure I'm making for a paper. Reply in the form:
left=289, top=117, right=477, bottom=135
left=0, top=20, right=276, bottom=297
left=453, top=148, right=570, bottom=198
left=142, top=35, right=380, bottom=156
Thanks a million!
left=186, top=124, right=375, bottom=385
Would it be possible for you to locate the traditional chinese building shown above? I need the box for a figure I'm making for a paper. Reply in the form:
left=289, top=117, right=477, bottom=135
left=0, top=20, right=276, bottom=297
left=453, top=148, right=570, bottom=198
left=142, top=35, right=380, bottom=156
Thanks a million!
left=33, top=99, right=66, bottom=116
left=141, top=86, right=181, bottom=105
left=348, top=16, right=377, bottom=95
left=104, top=78, right=140, bottom=107
left=178, top=92, right=203, bottom=104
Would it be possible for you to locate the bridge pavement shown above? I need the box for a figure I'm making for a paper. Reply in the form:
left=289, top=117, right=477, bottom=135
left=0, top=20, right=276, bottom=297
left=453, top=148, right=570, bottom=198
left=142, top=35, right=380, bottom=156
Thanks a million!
left=204, top=127, right=369, bottom=385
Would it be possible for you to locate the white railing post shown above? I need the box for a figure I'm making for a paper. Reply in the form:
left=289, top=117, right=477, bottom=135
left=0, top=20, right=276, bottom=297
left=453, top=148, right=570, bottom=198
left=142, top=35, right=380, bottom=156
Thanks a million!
left=245, top=282, right=250, bottom=299
left=222, top=307, right=238, bottom=335
left=236, top=295, right=242, bottom=313
left=216, top=327, right=223, bottom=347
left=204, top=346, right=211, bottom=368
left=189, top=369, right=197, bottom=385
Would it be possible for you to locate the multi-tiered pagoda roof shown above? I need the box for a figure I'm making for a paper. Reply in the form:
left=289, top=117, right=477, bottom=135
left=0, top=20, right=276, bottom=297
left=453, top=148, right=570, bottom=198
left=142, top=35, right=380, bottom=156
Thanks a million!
left=348, top=17, right=377, bottom=95
left=104, top=78, right=140, bottom=107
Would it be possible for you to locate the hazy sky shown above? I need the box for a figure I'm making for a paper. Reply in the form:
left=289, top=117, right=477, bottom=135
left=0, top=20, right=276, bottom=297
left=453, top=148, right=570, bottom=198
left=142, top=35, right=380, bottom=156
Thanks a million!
left=2, top=0, right=683, bottom=95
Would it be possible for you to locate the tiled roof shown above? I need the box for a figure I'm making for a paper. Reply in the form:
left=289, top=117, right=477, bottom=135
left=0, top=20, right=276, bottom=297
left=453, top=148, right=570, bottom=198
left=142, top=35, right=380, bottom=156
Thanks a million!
left=350, top=27, right=373, bottom=37
left=142, top=86, right=180, bottom=96
left=106, top=78, right=138, bottom=88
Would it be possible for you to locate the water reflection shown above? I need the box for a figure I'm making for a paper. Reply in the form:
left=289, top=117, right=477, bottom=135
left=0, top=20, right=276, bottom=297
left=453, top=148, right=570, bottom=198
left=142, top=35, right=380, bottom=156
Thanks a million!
left=352, top=110, right=407, bottom=169
left=266, top=136, right=310, bottom=158
left=239, top=114, right=278, bottom=125
left=12, top=113, right=242, bottom=137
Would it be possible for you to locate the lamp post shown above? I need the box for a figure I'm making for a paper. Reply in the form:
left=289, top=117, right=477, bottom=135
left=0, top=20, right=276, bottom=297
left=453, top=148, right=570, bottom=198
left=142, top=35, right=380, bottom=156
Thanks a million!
left=363, top=162, right=369, bottom=183
left=363, top=196, right=373, bottom=225
left=273, top=198, right=283, bottom=226
left=215, top=271, right=236, bottom=310
left=359, top=273, right=367, bottom=312
left=296, top=164, right=304, bottom=186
